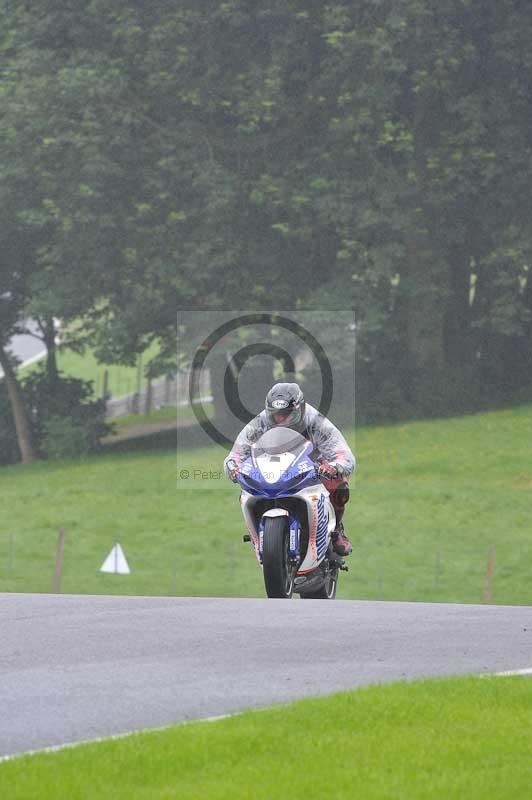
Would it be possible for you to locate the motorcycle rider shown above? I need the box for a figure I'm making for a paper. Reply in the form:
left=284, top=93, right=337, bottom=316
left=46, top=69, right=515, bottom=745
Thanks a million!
left=224, top=382, right=355, bottom=556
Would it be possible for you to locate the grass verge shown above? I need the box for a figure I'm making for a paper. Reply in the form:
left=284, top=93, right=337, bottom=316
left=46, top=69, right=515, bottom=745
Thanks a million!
left=0, top=404, right=530, bottom=603
left=1, top=676, right=531, bottom=799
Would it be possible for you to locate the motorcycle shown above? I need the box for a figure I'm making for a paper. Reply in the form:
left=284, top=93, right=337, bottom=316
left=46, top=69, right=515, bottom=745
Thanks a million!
left=237, top=426, right=348, bottom=599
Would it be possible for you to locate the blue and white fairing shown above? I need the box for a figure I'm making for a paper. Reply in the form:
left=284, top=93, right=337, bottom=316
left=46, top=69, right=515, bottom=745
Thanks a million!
left=237, top=427, right=336, bottom=576
left=237, top=441, right=318, bottom=497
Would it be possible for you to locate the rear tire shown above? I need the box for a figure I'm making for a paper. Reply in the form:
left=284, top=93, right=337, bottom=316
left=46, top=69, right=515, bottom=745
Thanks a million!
left=262, top=516, right=294, bottom=599
left=300, top=566, right=338, bottom=599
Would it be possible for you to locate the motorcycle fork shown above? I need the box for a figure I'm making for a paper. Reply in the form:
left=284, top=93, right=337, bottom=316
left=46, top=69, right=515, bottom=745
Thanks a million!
left=258, top=515, right=300, bottom=565
left=288, top=516, right=300, bottom=561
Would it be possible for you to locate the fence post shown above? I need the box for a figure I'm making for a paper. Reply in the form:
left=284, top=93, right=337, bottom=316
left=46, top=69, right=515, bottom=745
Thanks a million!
left=7, top=532, right=13, bottom=573
left=144, top=378, right=153, bottom=415
left=136, top=355, right=142, bottom=395
left=482, top=545, right=496, bottom=604
left=102, top=369, right=109, bottom=399
left=434, top=547, right=440, bottom=594
left=52, top=528, right=66, bottom=594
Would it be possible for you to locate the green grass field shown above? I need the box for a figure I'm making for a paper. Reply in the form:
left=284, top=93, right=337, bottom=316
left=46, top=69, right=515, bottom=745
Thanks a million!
left=1, top=676, right=531, bottom=799
left=21, top=342, right=159, bottom=399
left=0, top=404, right=530, bottom=603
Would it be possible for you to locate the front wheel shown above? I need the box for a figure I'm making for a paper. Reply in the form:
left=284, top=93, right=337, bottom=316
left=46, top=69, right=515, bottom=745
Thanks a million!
left=262, top=516, right=294, bottom=598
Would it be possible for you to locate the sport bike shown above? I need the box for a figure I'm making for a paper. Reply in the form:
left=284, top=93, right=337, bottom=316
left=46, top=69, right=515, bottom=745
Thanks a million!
left=237, top=426, right=347, bottom=599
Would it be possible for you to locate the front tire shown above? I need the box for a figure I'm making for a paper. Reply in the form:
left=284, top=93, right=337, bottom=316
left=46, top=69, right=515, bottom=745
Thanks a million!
left=262, top=516, right=294, bottom=598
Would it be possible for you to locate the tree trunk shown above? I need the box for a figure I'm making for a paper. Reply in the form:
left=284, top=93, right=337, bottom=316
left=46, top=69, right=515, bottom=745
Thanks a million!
left=0, top=346, right=38, bottom=464
left=443, top=247, right=474, bottom=371
left=523, top=275, right=532, bottom=381
left=400, top=88, right=447, bottom=373
left=207, top=352, right=230, bottom=425
left=42, top=316, right=59, bottom=389
left=401, top=238, right=446, bottom=372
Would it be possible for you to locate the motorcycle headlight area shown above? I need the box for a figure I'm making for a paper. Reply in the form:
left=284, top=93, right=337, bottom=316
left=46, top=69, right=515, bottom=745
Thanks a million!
left=240, top=467, right=316, bottom=496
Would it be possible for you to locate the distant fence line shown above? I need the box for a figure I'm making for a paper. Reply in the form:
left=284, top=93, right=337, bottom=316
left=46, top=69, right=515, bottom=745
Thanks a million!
left=1, top=530, right=502, bottom=604
left=105, top=369, right=212, bottom=419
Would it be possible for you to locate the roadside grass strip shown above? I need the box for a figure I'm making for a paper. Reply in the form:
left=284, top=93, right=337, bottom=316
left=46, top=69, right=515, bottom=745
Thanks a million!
left=1, top=676, right=531, bottom=799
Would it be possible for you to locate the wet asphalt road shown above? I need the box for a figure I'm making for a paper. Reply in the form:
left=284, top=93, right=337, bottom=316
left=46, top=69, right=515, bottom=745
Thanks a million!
left=1, top=593, right=531, bottom=757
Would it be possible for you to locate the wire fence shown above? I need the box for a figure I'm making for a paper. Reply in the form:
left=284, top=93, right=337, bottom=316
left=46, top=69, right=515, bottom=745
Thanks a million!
left=0, top=530, right=511, bottom=605
left=104, top=370, right=212, bottom=419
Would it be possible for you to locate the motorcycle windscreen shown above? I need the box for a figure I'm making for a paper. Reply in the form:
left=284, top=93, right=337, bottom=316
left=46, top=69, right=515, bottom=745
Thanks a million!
left=253, top=427, right=308, bottom=458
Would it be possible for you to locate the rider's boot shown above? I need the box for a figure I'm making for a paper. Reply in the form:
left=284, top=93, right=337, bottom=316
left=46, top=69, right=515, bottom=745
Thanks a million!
left=332, top=521, right=352, bottom=557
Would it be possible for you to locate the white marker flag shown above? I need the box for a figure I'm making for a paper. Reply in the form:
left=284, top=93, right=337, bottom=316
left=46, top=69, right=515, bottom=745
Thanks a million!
left=100, top=542, right=131, bottom=574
